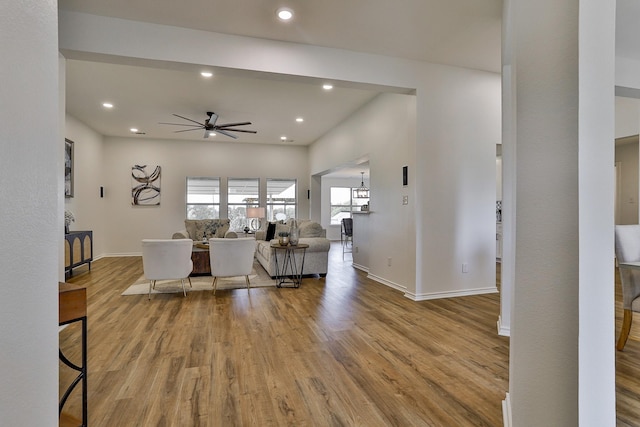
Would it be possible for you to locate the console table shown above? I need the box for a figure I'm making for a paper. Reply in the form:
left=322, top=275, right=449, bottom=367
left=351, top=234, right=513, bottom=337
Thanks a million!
left=65, top=231, right=93, bottom=279
left=59, top=282, right=87, bottom=427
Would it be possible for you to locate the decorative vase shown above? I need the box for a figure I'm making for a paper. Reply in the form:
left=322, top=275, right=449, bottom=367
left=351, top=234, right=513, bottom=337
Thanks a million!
left=65, top=224, right=69, bottom=234
left=279, top=236, right=290, bottom=246
left=289, top=219, right=299, bottom=245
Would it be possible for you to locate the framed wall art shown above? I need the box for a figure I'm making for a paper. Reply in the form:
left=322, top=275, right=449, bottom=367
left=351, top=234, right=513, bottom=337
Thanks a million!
left=131, top=164, right=161, bottom=206
left=65, top=139, right=74, bottom=198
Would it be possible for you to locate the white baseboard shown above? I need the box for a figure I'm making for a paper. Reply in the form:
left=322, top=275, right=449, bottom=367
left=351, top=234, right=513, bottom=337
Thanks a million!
left=352, top=263, right=369, bottom=273
left=363, top=272, right=498, bottom=302
left=102, top=252, right=142, bottom=257
left=497, top=316, right=511, bottom=337
left=502, top=392, right=512, bottom=427
left=367, top=273, right=407, bottom=293
left=405, top=286, right=498, bottom=301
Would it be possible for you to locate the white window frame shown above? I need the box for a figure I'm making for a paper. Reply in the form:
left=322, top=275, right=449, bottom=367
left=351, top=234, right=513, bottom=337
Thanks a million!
left=330, top=186, right=368, bottom=225
left=186, top=177, right=220, bottom=219
left=266, top=178, right=297, bottom=221
left=227, top=178, right=259, bottom=230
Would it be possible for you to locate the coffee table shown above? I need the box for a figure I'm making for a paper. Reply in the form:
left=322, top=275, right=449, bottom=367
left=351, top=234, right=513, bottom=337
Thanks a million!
left=191, top=244, right=211, bottom=276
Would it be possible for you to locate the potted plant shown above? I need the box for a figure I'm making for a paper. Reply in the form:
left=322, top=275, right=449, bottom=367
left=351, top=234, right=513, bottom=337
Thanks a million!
left=278, top=231, right=290, bottom=246
left=64, top=210, right=75, bottom=234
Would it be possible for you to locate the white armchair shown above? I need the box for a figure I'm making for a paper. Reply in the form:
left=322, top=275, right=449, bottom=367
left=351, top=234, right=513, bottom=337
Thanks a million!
left=209, top=237, right=256, bottom=294
left=141, top=239, right=193, bottom=299
left=614, top=225, right=640, bottom=350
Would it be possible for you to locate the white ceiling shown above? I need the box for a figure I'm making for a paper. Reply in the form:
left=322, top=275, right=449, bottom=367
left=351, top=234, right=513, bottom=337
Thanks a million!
left=59, top=0, right=502, bottom=148
left=65, top=60, right=383, bottom=146
left=59, top=0, right=639, bottom=175
left=58, top=0, right=503, bottom=70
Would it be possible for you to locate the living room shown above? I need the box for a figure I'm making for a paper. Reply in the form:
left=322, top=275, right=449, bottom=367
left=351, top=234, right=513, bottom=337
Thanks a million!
left=5, top=1, right=630, bottom=426
left=60, top=11, right=500, bottom=299
left=64, top=86, right=421, bottom=288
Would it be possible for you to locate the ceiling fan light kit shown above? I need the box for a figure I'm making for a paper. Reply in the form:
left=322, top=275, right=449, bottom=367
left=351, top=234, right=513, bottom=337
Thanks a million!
left=159, top=111, right=256, bottom=139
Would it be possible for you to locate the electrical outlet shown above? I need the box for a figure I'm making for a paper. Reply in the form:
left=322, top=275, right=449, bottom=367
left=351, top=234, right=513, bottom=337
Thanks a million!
left=462, top=263, right=469, bottom=273
left=355, top=246, right=359, bottom=253
left=403, top=195, right=409, bottom=205
left=387, top=257, right=392, bottom=266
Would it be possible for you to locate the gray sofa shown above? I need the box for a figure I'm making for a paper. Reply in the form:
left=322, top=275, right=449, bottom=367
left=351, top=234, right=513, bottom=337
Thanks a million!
left=254, top=220, right=330, bottom=278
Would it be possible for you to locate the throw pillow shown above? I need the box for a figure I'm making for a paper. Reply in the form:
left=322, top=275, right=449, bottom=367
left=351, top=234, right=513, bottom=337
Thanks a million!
left=213, top=219, right=230, bottom=238
left=265, top=222, right=277, bottom=241
left=202, top=220, right=219, bottom=239
left=184, top=219, right=201, bottom=240
left=299, top=221, right=324, bottom=238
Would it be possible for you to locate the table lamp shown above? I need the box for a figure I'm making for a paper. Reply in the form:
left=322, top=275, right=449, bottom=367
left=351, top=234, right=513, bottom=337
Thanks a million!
left=246, top=207, right=266, bottom=232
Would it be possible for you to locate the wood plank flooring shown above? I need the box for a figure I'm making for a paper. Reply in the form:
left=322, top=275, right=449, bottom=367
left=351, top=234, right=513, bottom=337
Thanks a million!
left=58, top=244, right=639, bottom=426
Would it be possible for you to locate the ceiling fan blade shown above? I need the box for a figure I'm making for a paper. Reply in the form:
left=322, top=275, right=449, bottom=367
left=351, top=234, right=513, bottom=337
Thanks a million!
left=174, top=128, right=203, bottom=133
left=159, top=122, right=203, bottom=127
left=172, top=114, right=205, bottom=126
left=203, top=130, right=210, bottom=139
left=215, top=129, right=238, bottom=139
left=218, top=128, right=257, bottom=134
left=216, top=121, right=252, bottom=128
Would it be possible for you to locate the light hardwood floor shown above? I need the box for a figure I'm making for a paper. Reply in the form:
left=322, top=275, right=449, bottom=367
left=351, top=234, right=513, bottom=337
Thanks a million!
left=59, top=244, right=639, bottom=426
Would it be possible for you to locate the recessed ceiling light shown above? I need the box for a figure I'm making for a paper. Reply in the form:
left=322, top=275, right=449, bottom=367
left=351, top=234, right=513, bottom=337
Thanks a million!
left=322, top=84, right=333, bottom=90
left=200, top=71, right=213, bottom=78
left=281, top=136, right=287, bottom=141
left=276, top=7, right=294, bottom=21
left=130, top=128, right=138, bottom=133
left=296, top=117, right=304, bottom=123
left=102, top=102, right=113, bottom=108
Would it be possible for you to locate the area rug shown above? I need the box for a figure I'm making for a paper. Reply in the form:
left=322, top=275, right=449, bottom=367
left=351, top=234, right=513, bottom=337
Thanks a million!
left=122, top=262, right=275, bottom=296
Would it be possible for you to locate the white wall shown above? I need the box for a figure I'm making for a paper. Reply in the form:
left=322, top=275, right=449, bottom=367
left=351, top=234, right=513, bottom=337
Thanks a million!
left=311, top=93, right=417, bottom=294
left=496, top=156, right=503, bottom=201
left=0, top=1, right=60, bottom=424
left=615, top=96, right=640, bottom=138
left=351, top=213, right=371, bottom=271
left=65, top=114, right=107, bottom=256
left=414, top=68, right=501, bottom=300
left=312, top=82, right=499, bottom=301
left=616, top=57, right=640, bottom=93
left=615, top=141, right=639, bottom=224
left=614, top=97, right=640, bottom=225
left=100, top=137, right=309, bottom=254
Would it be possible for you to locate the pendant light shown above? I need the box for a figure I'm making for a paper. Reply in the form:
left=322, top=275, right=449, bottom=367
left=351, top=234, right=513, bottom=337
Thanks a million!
left=353, top=172, right=370, bottom=199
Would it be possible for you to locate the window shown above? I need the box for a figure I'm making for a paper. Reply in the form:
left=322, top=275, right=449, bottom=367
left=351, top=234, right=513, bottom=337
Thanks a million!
left=330, top=187, right=368, bottom=225
left=228, top=178, right=259, bottom=230
left=267, top=179, right=297, bottom=221
left=186, top=177, right=220, bottom=219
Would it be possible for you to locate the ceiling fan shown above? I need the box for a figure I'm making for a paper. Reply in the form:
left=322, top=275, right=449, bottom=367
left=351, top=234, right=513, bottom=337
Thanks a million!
left=160, top=111, right=256, bottom=139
